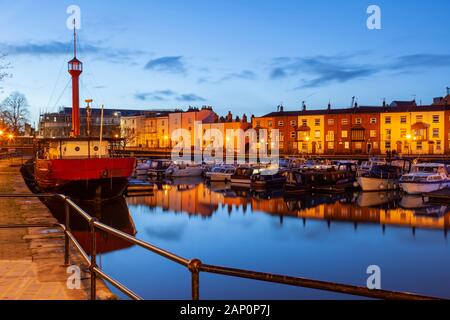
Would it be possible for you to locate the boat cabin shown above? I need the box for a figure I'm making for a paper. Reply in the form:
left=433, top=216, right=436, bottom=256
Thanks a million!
left=36, top=138, right=116, bottom=160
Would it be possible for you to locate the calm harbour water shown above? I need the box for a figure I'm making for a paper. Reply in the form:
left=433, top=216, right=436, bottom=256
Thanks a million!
left=68, top=178, right=450, bottom=300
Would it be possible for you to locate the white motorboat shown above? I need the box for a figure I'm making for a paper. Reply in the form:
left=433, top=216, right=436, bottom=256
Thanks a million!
left=399, top=163, right=450, bottom=195
left=205, top=166, right=236, bottom=182
left=357, top=163, right=410, bottom=192
left=357, top=157, right=387, bottom=177
left=165, top=162, right=204, bottom=178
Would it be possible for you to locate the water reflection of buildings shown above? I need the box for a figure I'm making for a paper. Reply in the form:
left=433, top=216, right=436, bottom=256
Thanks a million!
left=127, top=182, right=450, bottom=233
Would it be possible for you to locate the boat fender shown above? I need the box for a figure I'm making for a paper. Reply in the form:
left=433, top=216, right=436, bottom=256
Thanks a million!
left=102, top=169, right=109, bottom=178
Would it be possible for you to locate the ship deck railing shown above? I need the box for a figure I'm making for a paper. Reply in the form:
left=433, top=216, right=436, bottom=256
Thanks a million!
left=0, top=193, right=443, bottom=301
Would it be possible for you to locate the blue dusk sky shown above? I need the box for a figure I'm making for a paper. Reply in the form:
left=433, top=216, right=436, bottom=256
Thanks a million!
left=0, top=0, right=449, bottom=123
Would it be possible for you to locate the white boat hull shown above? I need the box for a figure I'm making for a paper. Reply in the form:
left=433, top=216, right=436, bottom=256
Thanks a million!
left=357, top=177, right=399, bottom=192
left=230, top=178, right=251, bottom=187
left=400, top=181, right=450, bottom=195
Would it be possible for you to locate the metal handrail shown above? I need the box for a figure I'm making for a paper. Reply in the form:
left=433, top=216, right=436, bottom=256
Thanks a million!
left=0, top=193, right=443, bottom=300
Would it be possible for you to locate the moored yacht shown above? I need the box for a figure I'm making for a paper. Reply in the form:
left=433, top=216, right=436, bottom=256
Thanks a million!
left=357, top=160, right=411, bottom=192
left=165, top=161, right=204, bottom=177
left=230, top=166, right=262, bottom=187
left=205, top=165, right=236, bottom=182
left=399, top=163, right=450, bottom=195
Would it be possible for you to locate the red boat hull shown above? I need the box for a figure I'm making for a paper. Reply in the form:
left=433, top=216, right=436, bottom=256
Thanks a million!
left=35, top=158, right=136, bottom=199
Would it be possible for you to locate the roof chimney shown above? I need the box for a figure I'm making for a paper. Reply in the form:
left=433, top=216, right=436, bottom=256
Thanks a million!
left=226, top=111, right=233, bottom=122
left=351, top=96, right=355, bottom=109
left=280, top=104, right=284, bottom=112
left=447, top=87, right=450, bottom=96
left=327, top=101, right=331, bottom=111
left=382, top=98, right=386, bottom=107
left=242, top=114, right=248, bottom=123
left=302, top=101, right=306, bottom=112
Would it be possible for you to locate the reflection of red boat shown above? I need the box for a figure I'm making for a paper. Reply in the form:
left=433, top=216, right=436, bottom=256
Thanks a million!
left=34, top=25, right=135, bottom=200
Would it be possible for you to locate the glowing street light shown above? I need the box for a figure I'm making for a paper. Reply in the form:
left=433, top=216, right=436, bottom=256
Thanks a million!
left=0, top=130, right=3, bottom=136
left=406, top=134, right=412, bottom=140
left=305, top=136, right=310, bottom=142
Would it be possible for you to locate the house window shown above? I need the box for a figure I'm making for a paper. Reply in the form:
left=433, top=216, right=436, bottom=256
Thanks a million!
left=400, top=129, right=407, bottom=138
left=290, top=120, right=297, bottom=126
left=290, top=131, right=296, bottom=138
left=341, top=130, right=348, bottom=138
left=437, top=141, right=442, bottom=151
left=256, top=121, right=260, bottom=127
left=278, top=121, right=284, bottom=127
left=370, top=130, right=377, bottom=138
left=341, top=118, right=349, bottom=125
left=416, top=115, right=423, bottom=122
left=355, top=142, right=362, bottom=150
left=400, top=116, right=407, bottom=124
left=385, top=129, right=391, bottom=140
left=433, top=128, right=439, bottom=138
left=344, top=142, right=350, bottom=149
left=302, top=119, right=307, bottom=126
left=328, top=119, right=335, bottom=125
left=355, top=118, right=362, bottom=125
left=385, top=117, right=391, bottom=124
left=433, top=115, right=440, bottom=123
left=385, top=141, right=391, bottom=150
left=315, top=119, right=321, bottom=126
left=327, top=131, right=335, bottom=142
left=302, top=143, right=308, bottom=151
left=327, top=142, right=334, bottom=149
left=370, top=118, right=377, bottom=124
left=280, top=133, right=284, bottom=142
left=352, top=130, right=364, bottom=141
left=373, top=142, right=379, bottom=149
left=416, top=141, right=423, bottom=150
left=315, top=130, right=321, bottom=138
left=268, top=121, right=273, bottom=127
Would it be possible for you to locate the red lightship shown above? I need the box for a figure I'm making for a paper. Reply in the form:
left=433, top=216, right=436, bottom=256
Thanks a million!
left=34, top=26, right=136, bottom=200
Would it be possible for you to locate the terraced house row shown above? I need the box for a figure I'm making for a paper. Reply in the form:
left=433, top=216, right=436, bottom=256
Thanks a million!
left=253, top=94, right=450, bottom=156
left=119, top=93, right=450, bottom=156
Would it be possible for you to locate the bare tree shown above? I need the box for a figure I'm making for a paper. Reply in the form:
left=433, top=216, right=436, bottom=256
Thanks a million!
left=1, top=92, right=30, bottom=135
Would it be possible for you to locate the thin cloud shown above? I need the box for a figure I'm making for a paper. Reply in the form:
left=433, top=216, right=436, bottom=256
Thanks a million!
left=270, top=53, right=450, bottom=89
left=176, top=93, right=206, bottom=102
left=144, top=56, right=186, bottom=74
left=220, top=70, right=257, bottom=82
left=0, top=40, right=143, bottom=62
left=134, top=90, right=205, bottom=102
left=134, top=89, right=176, bottom=101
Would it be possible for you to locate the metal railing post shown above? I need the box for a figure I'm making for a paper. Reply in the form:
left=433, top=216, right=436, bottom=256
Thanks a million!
left=188, top=259, right=202, bottom=300
left=64, top=201, right=70, bottom=266
left=90, top=219, right=98, bottom=300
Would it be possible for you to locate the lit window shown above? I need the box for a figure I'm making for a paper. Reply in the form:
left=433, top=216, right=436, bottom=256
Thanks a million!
left=385, top=129, right=391, bottom=140
left=370, top=118, right=377, bottom=124
left=327, top=131, right=335, bottom=141
left=315, top=130, right=321, bottom=138
left=355, top=118, right=362, bottom=124
left=437, top=141, right=442, bottom=150
left=400, top=129, right=407, bottom=138
left=327, top=142, right=334, bottom=149
left=342, top=130, right=348, bottom=138
left=355, top=142, right=362, bottom=150
left=328, top=119, right=335, bottom=125
left=315, top=119, right=321, bottom=126
left=370, top=130, right=377, bottom=138
left=385, top=117, right=391, bottom=124
left=341, top=118, right=349, bottom=125
left=344, top=142, right=350, bottom=149
left=268, top=121, right=273, bottom=127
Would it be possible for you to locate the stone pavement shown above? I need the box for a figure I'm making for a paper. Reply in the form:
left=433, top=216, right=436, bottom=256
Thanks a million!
left=0, top=158, right=114, bottom=300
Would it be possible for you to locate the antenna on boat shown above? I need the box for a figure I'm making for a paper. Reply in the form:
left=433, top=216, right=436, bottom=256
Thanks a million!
left=99, top=105, right=104, bottom=158
left=85, top=99, right=93, bottom=136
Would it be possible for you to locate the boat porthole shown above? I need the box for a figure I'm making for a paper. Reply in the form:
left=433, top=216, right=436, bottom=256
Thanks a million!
left=94, top=146, right=99, bottom=152
left=75, top=146, right=80, bottom=152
